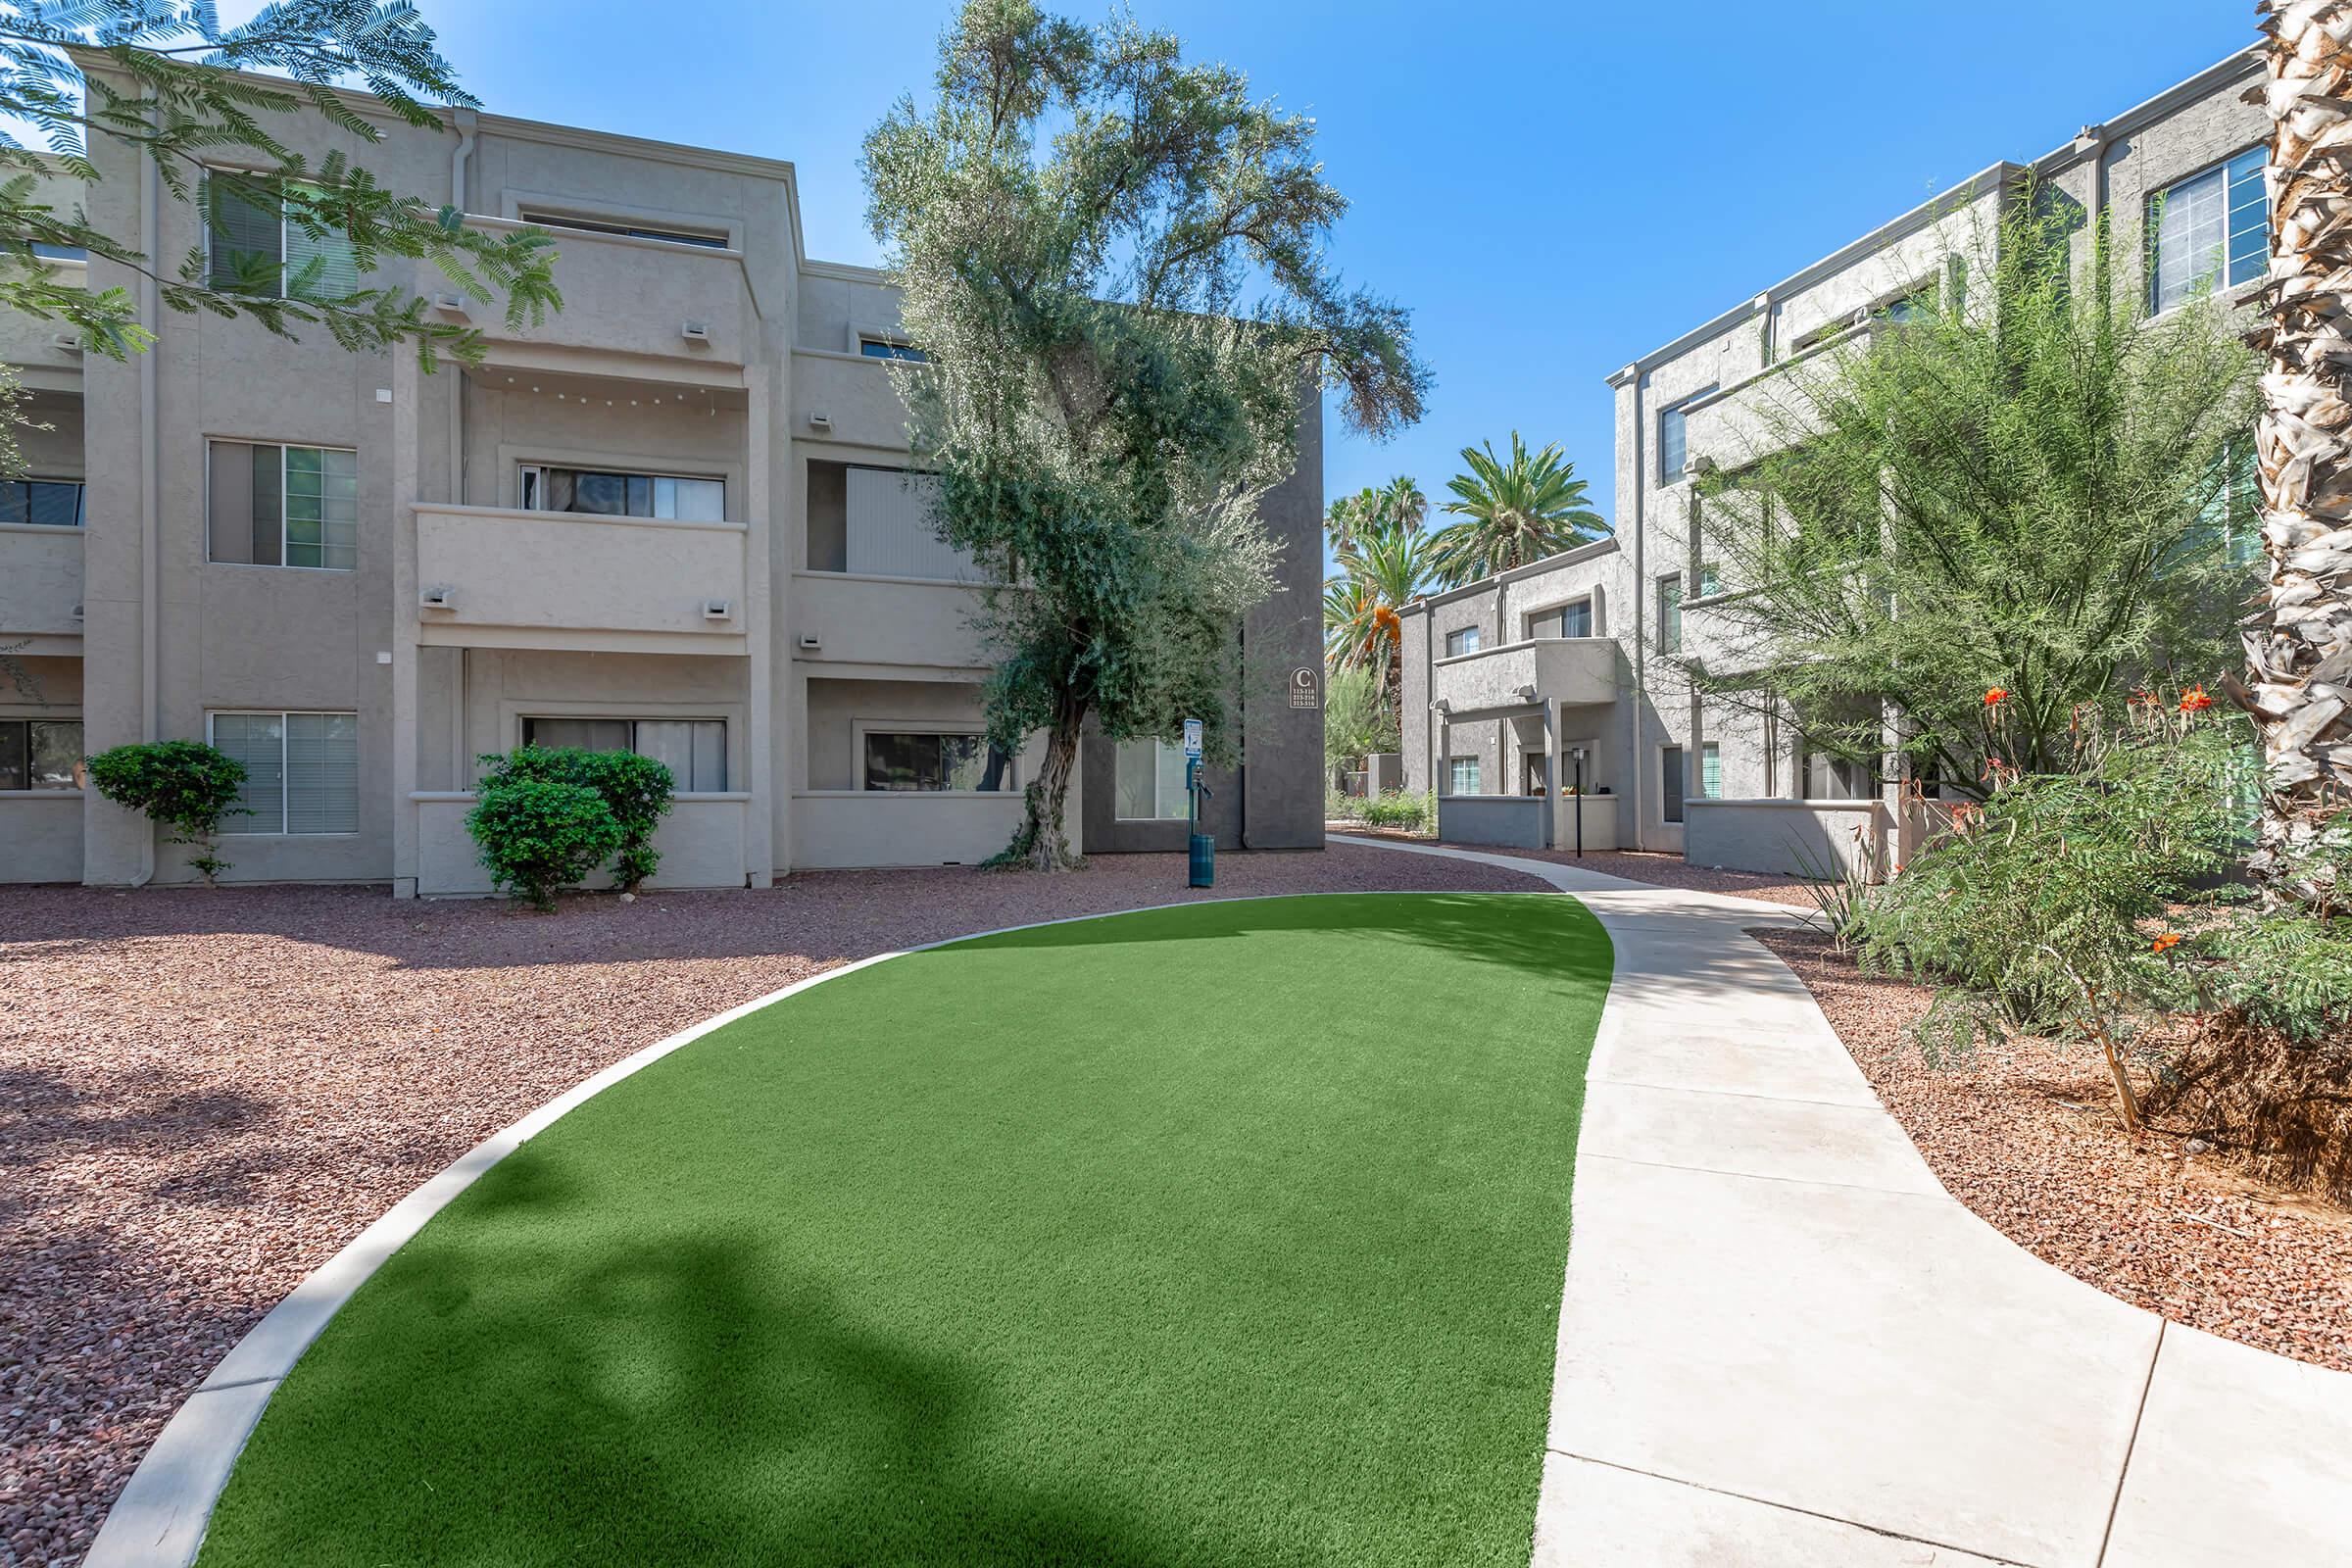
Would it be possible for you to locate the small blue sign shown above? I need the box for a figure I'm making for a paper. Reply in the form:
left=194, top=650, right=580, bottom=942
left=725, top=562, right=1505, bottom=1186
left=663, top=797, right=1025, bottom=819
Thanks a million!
left=1182, top=718, right=1203, bottom=759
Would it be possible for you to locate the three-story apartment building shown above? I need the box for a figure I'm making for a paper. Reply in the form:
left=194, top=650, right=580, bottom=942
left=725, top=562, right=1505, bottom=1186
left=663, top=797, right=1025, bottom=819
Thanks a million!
left=0, top=78, right=1325, bottom=893
left=1400, top=46, right=2266, bottom=876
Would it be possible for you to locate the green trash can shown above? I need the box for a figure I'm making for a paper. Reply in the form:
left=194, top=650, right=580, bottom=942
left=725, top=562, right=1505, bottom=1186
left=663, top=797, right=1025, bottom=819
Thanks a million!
left=1189, top=831, right=1214, bottom=888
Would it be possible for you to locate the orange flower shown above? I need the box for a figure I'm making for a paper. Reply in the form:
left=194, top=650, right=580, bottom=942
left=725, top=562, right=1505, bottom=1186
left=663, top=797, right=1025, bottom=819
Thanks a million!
left=2179, top=686, right=2213, bottom=713
left=1984, top=687, right=2008, bottom=708
left=2152, top=931, right=2182, bottom=955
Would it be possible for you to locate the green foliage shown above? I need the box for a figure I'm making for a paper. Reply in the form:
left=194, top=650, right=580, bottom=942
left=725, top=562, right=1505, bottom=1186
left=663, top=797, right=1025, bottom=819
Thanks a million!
left=862, top=0, right=1428, bottom=867
left=1783, top=832, right=1873, bottom=953
left=1324, top=786, right=1365, bottom=822
left=1691, top=189, right=2260, bottom=792
left=466, top=777, right=623, bottom=912
left=1855, top=710, right=2248, bottom=1061
left=2193, top=910, right=2352, bottom=1043
left=1324, top=518, right=1432, bottom=682
left=475, top=745, right=675, bottom=893
left=85, top=738, right=248, bottom=882
left=1359, top=790, right=1430, bottom=832
left=1325, top=475, right=1426, bottom=556
left=1323, top=663, right=1398, bottom=771
left=1427, top=433, right=1606, bottom=589
left=0, top=2, right=561, bottom=382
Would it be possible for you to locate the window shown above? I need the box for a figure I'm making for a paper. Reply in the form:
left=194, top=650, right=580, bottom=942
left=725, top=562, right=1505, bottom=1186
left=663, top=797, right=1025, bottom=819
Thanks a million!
left=1661, top=745, right=1685, bottom=824
left=1528, top=599, right=1592, bottom=640
left=2151, top=146, right=2266, bottom=313
left=519, top=466, right=726, bottom=522
left=1115, top=739, right=1193, bottom=819
left=522, top=717, right=728, bottom=793
left=210, top=711, right=359, bottom=834
left=30, top=242, right=85, bottom=262
left=1446, top=756, right=1482, bottom=796
left=1699, top=741, right=1722, bottom=800
left=0, top=479, right=83, bottom=527
left=515, top=210, right=727, bottom=249
left=1696, top=563, right=1722, bottom=598
left=1657, top=573, right=1684, bottom=654
left=1443, top=625, right=1483, bottom=658
left=2201, top=435, right=2263, bottom=568
left=1659, top=385, right=1715, bottom=483
left=1804, top=750, right=1874, bottom=801
left=860, top=729, right=1012, bottom=792
left=0, top=719, right=82, bottom=790
left=209, top=442, right=359, bottom=570
left=858, top=337, right=929, bottom=363
left=205, top=173, right=359, bottom=298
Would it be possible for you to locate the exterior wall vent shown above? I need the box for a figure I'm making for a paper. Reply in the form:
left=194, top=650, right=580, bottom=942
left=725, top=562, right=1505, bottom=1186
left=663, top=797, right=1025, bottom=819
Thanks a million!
left=702, top=599, right=732, bottom=620
left=432, top=292, right=469, bottom=318
left=50, top=333, right=80, bottom=354
left=797, top=632, right=821, bottom=651
left=418, top=585, right=456, bottom=610
left=680, top=320, right=711, bottom=344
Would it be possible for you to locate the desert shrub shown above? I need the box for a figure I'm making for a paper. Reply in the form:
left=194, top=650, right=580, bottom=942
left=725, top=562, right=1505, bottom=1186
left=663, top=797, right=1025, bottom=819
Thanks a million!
left=1360, top=790, right=1429, bottom=832
left=1325, top=787, right=1367, bottom=821
left=476, top=745, right=675, bottom=892
left=1854, top=705, right=2247, bottom=1123
left=466, top=776, right=623, bottom=910
left=85, top=739, right=248, bottom=884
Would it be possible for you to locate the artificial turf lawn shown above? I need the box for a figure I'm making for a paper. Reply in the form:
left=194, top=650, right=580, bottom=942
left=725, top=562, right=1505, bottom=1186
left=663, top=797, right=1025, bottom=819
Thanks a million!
left=197, top=892, right=1612, bottom=1567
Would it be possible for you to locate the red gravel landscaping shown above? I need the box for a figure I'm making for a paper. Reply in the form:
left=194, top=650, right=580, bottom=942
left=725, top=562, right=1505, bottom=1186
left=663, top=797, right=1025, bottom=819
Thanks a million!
left=0, top=846, right=1544, bottom=1568
left=1752, top=926, right=2352, bottom=1375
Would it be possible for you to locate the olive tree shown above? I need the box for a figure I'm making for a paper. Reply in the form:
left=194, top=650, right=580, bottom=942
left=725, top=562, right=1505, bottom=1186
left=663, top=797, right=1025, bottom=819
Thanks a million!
left=862, top=0, right=1427, bottom=868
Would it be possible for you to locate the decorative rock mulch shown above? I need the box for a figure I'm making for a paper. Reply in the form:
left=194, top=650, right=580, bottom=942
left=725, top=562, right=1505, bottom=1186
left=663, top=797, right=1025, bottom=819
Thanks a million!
left=0, top=847, right=1544, bottom=1568
left=1752, top=926, right=2352, bottom=1375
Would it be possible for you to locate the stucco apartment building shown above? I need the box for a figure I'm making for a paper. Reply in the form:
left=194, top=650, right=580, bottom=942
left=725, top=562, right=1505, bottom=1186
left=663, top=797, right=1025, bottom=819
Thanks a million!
left=0, top=80, right=1325, bottom=894
left=1400, top=47, right=2266, bottom=875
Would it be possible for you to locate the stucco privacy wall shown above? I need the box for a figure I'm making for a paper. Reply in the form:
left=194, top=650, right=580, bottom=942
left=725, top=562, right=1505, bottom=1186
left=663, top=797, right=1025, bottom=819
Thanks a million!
left=7, top=65, right=1325, bottom=889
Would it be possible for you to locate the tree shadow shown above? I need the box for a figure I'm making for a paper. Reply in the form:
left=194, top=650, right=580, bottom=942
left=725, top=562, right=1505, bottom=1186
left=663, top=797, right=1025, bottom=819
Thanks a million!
left=201, top=1155, right=1204, bottom=1567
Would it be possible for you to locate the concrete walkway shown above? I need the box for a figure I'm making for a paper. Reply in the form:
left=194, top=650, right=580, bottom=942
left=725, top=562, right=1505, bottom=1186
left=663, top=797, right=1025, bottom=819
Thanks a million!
left=1338, top=836, right=2352, bottom=1568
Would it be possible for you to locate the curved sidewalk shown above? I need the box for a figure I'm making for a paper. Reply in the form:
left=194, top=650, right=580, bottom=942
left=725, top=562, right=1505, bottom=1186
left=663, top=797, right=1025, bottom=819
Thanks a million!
left=1341, top=836, right=2352, bottom=1568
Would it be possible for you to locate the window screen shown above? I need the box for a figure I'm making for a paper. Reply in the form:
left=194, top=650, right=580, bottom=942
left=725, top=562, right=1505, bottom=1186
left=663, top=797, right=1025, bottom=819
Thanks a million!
left=1662, top=745, right=1686, bottom=824
left=0, top=480, right=84, bottom=527
left=1114, top=739, right=1191, bottom=818
left=520, top=717, right=729, bottom=792
left=210, top=442, right=357, bottom=570
left=862, top=731, right=1011, bottom=792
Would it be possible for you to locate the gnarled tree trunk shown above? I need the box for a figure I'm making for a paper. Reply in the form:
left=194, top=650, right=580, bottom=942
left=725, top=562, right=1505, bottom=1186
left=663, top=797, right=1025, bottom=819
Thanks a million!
left=2238, top=1, right=2352, bottom=911
left=997, top=695, right=1086, bottom=872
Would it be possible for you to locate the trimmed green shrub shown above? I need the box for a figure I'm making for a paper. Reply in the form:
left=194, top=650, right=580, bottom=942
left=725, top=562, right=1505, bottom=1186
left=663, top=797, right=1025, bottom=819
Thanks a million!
left=1360, top=790, right=1430, bottom=832
left=476, top=745, right=676, bottom=892
left=85, top=739, right=249, bottom=884
left=466, top=777, right=623, bottom=910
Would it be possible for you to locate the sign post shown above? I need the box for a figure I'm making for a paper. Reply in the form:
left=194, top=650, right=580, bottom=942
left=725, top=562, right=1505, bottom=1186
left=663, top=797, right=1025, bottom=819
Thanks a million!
left=1183, top=719, right=1212, bottom=887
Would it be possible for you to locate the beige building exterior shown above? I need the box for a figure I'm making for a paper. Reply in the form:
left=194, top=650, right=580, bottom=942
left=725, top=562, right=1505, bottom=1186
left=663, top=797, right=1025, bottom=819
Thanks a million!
left=0, top=79, right=1325, bottom=892
left=1401, top=47, right=2267, bottom=877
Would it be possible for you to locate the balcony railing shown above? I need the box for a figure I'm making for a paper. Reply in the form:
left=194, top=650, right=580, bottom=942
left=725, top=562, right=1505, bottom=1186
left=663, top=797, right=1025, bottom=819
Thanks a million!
left=414, top=504, right=747, bottom=651
left=463, top=219, right=754, bottom=367
left=0, top=521, right=83, bottom=639
left=1432, top=636, right=1617, bottom=716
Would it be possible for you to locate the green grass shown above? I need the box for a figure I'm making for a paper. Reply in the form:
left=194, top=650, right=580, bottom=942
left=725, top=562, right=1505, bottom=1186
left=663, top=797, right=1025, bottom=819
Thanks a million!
left=199, top=893, right=1611, bottom=1567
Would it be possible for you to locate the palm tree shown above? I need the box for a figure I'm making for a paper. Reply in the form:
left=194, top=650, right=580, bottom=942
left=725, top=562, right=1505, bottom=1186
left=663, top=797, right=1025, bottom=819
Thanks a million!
left=1323, top=517, right=1433, bottom=703
left=1325, top=474, right=1427, bottom=556
left=1427, top=433, right=1608, bottom=588
left=2239, top=2, right=2352, bottom=911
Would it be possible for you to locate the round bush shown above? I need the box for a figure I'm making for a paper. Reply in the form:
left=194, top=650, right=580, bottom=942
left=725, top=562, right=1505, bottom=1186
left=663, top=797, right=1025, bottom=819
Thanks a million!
left=466, top=777, right=624, bottom=910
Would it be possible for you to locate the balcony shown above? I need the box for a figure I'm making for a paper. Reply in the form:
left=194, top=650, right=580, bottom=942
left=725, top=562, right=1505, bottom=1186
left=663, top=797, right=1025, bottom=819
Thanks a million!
left=1432, top=636, right=1618, bottom=717
left=414, top=504, right=747, bottom=653
left=0, top=522, right=83, bottom=644
left=793, top=349, right=914, bottom=450
left=463, top=220, right=754, bottom=372
left=790, top=571, right=991, bottom=671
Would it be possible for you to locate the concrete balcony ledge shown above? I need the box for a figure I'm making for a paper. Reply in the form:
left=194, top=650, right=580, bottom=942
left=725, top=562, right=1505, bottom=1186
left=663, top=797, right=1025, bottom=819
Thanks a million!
left=413, top=504, right=748, bottom=654
left=461, top=217, right=756, bottom=367
left=0, top=521, right=84, bottom=641
left=1433, top=636, right=1618, bottom=715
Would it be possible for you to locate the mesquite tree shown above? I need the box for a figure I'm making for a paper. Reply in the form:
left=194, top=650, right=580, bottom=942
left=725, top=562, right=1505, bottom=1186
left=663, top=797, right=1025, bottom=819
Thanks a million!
left=862, top=0, right=1427, bottom=870
left=2238, top=0, right=2352, bottom=911
left=0, top=2, right=559, bottom=372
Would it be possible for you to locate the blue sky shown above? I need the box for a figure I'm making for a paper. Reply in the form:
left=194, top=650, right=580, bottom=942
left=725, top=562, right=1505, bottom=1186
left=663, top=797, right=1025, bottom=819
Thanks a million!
left=318, top=1, right=2253, bottom=526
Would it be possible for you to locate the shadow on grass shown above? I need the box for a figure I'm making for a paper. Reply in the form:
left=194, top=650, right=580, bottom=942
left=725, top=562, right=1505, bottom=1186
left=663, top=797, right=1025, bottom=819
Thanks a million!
left=205, top=1155, right=1191, bottom=1567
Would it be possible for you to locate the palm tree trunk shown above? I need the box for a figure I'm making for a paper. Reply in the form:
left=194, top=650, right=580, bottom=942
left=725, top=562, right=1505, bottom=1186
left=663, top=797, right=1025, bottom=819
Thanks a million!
left=2238, top=1, right=2352, bottom=911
